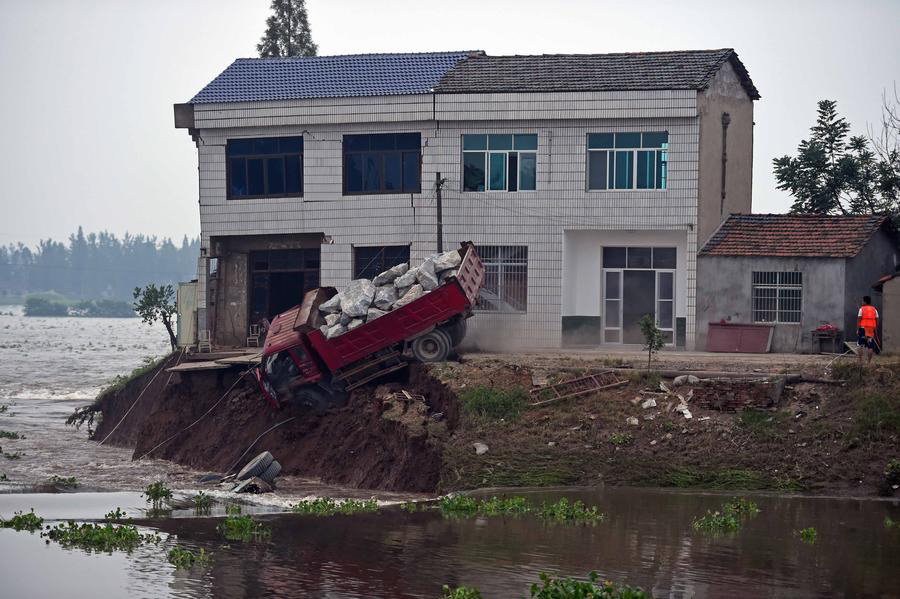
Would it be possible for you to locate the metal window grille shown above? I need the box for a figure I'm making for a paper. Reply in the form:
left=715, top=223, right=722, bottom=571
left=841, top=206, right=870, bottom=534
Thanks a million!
left=752, top=271, right=802, bottom=323
left=475, top=246, right=528, bottom=312
left=353, top=246, right=410, bottom=280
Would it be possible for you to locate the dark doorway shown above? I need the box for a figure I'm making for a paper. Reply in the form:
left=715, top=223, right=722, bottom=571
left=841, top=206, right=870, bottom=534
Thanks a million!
left=622, top=270, right=656, bottom=344
left=249, top=248, right=320, bottom=326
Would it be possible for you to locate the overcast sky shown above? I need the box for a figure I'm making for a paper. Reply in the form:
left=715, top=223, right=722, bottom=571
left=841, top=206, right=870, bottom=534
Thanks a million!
left=1, top=0, right=898, bottom=247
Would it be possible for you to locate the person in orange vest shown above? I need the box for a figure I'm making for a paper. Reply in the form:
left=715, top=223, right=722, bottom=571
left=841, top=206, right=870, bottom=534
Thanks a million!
left=857, top=295, right=879, bottom=365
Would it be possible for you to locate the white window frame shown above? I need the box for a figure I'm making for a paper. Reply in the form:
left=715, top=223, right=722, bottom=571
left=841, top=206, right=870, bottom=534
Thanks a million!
left=586, top=132, right=668, bottom=192
left=752, top=271, right=803, bottom=324
left=461, top=134, right=538, bottom=193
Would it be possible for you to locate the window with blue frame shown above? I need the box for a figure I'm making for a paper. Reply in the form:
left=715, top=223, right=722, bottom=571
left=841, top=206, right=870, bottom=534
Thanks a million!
left=343, top=133, right=421, bottom=194
left=587, top=132, right=668, bottom=190
left=462, top=134, right=537, bottom=192
left=227, top=137, right=303, bottom=199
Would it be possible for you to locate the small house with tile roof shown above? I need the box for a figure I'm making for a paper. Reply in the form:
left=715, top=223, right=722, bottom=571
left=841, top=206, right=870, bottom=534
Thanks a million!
left=696, top=214, right=898, bottom=353
left=175, top=49, right=759, bottom=350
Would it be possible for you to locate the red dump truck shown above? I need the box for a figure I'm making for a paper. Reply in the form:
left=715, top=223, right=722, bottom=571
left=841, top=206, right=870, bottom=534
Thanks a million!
left=255, top=242, right=485, bottom=409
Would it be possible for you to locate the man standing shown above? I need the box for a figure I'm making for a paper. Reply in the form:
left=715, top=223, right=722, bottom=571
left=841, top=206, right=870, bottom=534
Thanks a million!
left=857, top=296, right=879, bottom=365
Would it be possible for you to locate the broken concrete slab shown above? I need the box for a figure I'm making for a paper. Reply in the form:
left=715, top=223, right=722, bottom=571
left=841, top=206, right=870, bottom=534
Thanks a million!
left=319, top=293, right=342, bottom=314
left=394, top=267, right=419, bottom=289
left=433, top=250, right=461, bottom=272
left=340, top=279, right=376, bottom=317
left=642, top=398, right=657, bottom=409
left=417, top=258, right=439, bottom=291
left=373, top=285, right=397, bottom=310
left=393, top=284, right=423, bottom=309
left=372, top=262, right=408, bottom=286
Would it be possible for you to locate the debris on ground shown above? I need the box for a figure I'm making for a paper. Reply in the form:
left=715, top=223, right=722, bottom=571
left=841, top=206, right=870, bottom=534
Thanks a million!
left=473, top=442, right=489, bottom=455
left=232, top=476, right=273, bottom=494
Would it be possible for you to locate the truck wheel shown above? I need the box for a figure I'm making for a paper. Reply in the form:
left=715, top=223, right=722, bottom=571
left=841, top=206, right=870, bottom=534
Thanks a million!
left=237, top=451, right=274, bottom=481
left=411, top=329, right=452, bottom=362
left=445, top=318, right=467, bottom=347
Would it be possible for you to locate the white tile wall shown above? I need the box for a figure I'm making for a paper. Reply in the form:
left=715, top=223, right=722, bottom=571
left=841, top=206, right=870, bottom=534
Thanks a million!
left=193, top=91, right=701, bottom=349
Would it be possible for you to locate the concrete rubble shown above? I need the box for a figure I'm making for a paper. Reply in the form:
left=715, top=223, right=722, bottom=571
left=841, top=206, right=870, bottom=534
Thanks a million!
left=317, top=249, right=464, bottom=338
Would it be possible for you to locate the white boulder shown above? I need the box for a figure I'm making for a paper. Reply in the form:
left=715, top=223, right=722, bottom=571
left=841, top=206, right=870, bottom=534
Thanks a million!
left=373, top=285, right=397, bottom=310
left=372, top=262, right=409, bottom=286
left=433, top=250, right=461, bottom=272
left=319, top=293, right=342, bottom=314
left=325, top=324, right=347, bottom=339
left=324, top=313, right=341, bottom=327
left=393, top=284, right=424, bottom=309
left=366, top=307, right=388, bottom=321
left=347, top=318, right=364, bottom=331
left=417, top=258, right=439, bottom=291
left=394, top=267, right=419, bottom=289
left=340, top=279, right=376, bottom=317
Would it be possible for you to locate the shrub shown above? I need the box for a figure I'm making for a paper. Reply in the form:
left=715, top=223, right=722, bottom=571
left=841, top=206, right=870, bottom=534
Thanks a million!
left=440, top=586, right=484, bottom=599
left=460, top=386, right=528, bottom=420
left=217, top=514, right=270, bottom=541
left=104, top=508, right=128, bottom=521
left=193, top=492, right=214, bottom=514
left=798, top=527, right=817, bottom=544
left=530, top=572, right=650, bottom=599
left=143, top=481, right=173, bottom=509
left=0, top=509, right=44, bottom=532
left=48, top=475, right=79, bottom=488
left=167, top=545, right=211, bottom=569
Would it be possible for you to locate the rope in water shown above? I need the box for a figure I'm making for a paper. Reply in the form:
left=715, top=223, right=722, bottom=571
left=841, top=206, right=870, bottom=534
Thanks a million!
left=98, top=348, right=184, bottom=446
left=136, top=367, right=254, bottom=461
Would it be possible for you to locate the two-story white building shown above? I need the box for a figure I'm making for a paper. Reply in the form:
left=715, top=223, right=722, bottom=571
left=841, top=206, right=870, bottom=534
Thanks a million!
left=175, top=49, right=759, bottom=350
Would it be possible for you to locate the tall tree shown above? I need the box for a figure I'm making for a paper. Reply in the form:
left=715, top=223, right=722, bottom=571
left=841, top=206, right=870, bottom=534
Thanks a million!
left=257, top=0, right=317, bottom=58
left=773, top=99, right=899, bottom=220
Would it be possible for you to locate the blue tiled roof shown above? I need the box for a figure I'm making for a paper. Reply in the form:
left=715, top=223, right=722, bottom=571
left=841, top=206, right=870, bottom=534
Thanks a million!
left=189, top=51, right=478, bottom=104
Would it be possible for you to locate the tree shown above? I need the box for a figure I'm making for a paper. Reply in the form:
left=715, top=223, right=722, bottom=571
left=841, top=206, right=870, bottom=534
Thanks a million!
left=638, top=314, right=665, bottom=369
left=133, top=284, right=177, bottom=351
left=257, top=0, right=317, bottom=58
left=773, top=99, right=899, bottom=221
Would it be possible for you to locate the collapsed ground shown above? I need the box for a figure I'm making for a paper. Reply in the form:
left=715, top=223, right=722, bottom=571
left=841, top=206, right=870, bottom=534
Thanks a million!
left=80, top=351, right=900, bottom=497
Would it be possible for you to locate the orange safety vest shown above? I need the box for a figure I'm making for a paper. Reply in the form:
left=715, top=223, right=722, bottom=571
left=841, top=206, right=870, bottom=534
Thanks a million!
left=859, top=305, right=878, bottom=336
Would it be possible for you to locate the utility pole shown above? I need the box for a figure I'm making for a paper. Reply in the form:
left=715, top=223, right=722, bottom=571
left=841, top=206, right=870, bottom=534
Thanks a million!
left=435, top=171, right=443, bottom=253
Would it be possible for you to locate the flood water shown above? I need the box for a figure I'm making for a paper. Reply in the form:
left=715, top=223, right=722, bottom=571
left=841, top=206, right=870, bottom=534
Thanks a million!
left=1, top=308, right=899, bottom=598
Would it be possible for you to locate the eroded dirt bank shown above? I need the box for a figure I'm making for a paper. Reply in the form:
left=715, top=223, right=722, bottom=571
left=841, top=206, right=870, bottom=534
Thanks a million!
left=91, top=361, right=457, bottom=492
left=88, top=352, right=900, bottom=497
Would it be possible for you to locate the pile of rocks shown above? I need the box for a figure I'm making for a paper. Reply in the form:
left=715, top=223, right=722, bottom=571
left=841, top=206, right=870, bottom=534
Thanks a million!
left=318, top=249, right=462, bottom=339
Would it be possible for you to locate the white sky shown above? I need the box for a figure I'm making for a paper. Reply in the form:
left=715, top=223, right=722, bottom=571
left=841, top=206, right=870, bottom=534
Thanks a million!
left=1, top=0, right=898, bottom=247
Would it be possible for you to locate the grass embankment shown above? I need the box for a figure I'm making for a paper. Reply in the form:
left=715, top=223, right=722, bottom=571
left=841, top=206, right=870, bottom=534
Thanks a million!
left=434, top=357, right=900, bottom=496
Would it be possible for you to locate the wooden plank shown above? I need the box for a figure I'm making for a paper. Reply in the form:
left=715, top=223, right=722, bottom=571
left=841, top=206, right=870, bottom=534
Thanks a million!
left=167, top=361, right=232, bottom=373
left=216, top=354, right=262, bottom=365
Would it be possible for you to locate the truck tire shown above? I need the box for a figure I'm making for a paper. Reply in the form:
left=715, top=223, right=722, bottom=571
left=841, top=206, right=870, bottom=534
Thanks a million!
left=445, top=318, right=467, bottom=347
left=259, top=460, right=281, bottom=483
left=411, top=329, right=452, bottom=362
left=237, top=451, right=274, bottom=481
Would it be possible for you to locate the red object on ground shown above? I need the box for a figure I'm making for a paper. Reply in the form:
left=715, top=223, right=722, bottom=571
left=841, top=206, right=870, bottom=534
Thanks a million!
left=706, top=322, right=774, bottom=353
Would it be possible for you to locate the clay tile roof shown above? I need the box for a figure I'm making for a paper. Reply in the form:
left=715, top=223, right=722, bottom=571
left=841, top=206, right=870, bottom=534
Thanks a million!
left=699, top=213, right=890, bottom=258
left=435, top=48, right=760, bottom=99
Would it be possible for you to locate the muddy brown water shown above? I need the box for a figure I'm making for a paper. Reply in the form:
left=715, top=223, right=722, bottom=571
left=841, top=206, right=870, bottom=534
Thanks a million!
left=1, top=309, right=899, bottom=598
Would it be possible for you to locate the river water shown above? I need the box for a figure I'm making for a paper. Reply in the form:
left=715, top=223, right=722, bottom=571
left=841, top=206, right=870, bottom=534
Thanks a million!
left=0, top=308, right=898, bottom=598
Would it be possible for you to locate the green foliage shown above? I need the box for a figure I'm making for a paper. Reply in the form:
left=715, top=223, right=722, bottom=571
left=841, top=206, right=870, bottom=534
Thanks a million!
left=217, top=514, right=271, bottom=541
left=738, top=409, right=788, bottom=441
left=530, top=572, right=650, bottom=599
left=638, top=314, right=664, bottom=369
left=143, top=481, right=173, bottom=509
left=257, top=0, right=317, bottom=57
left=225, top=503, right=242, bottom=516
left=692, top=497, right=760, bottom=533
left=885, top=516, right=897, bottom=529
left=641, top=466, right=803, bottom=491
left=193, top=492, right=214, bottom=515
left=47, top=475, right=79, bottom=488
left=798, top=527, right=817, bottom=544
left=439, top=495, right=531, bottom=517
left=290, top=497, right=379, bottom=516
left=167, top=545, right=211, bottom=569
left=23, top=296, right=68, bottom=316
left=133, top=283, right=178, bottom=350
left=851, top=393, right=900, bottom=442
left=609, top=432, right=633, bottom=446
left=886, top=459, right=900, bottom=486
left=400, top=502, right=419, bottom=513
left=460, top=386, right=528, bottom=420
left=0, top=473, right=7, bottom=481
left=44, top=521, right=160, bottom=552
left=773, top=99, right=899, bottom=218
left=3, top=451, right=23, bottom=460
left=71, top=299, right=136, bottom=318
left=104, top=508, right=128, bottom=520
left=537, top=498, right=605, bottom=524
left=440, top=586, right=484, bottom=599
left=0, top=430, right=23, bottom=439
left=1, top=509, right=44, bottom=531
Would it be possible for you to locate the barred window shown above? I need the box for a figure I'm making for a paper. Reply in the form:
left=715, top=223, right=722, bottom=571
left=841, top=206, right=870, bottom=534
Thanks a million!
left=476, top=246, right=528, bottom=312
left=752, top=272, right=802, bottom=323
left=353, top=246, right=410, bottom=280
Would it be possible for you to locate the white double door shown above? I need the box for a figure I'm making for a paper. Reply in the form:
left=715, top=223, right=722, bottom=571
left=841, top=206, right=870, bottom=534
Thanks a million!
left=603, top=269, right=674, bottom=344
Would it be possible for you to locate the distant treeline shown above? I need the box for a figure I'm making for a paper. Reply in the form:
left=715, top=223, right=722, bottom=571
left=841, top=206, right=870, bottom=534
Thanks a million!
left=0, top=227, right=199, bottom=303
left=23, top=296, right=136, bottom=318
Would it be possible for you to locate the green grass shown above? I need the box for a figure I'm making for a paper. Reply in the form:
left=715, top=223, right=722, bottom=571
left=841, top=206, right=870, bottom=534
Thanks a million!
left=530, top=572, right=651, bottom=599
left=459, top=386, right=528, bottom=420
left=626, top=370, right=662, bottom=390
left=0, top=431, right=23, bottom=440
left=738, top=409, right=788, bottom=441
left=692, top=497, right=760, bottom=534
left=400, top=502, right=419, bottom=513
left=885, top=458, right=900, bottom=485
left=609, top=432, right=633, bottom=446
left=798, top=527, right=817, bottom=544
left=43, top=521, right=161, bottom=552
left=290, top=497, right=379, bottom=516
left=217, top=514, right=271, bottom=541
left=1, top=510, right=44, bottom=532
left=143, top=481, right=173, bottom=509
left=167, top=545, right=211, bottom=569
left=851, top=393, right=900, bottom=442
left=48, top=475, right=79, bottom=489
left=640, top=466, right=803, bottom=491
left=441, top=586, right=484, bottom=599
left=537, top=498, right=605, bottom=524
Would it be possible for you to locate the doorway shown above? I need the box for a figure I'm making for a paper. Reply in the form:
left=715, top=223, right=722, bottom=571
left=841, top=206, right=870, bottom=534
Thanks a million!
left=249, top=249, right=320, bottom=326
left=602, top=246, right=676, bottom=345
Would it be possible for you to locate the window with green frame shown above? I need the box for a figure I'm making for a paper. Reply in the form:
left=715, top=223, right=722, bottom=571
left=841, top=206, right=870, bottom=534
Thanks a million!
left=587, top=132, right=668, bottom=190
left=462, top=134, right=537, bottom=192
